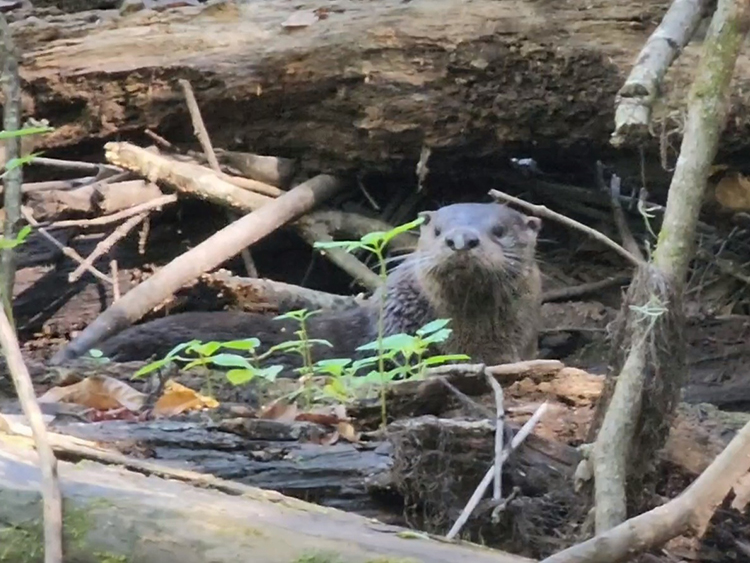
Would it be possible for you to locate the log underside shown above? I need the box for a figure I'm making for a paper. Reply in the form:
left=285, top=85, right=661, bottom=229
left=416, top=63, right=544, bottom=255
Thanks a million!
left=10, top=0, right=750, bottom=180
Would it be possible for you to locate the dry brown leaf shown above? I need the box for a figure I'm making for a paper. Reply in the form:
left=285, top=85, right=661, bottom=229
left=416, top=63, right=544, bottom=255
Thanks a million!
left=336, top=421, right=361, bottom=443
left=713, top=171, right=750, bottom=211
left=260, top=398, right=298, bottom=422
left=152, top=380, right=219, bottom=417
left=38, top=375, right=146, bottom=411
left=296, top=404, right=350, bottom=426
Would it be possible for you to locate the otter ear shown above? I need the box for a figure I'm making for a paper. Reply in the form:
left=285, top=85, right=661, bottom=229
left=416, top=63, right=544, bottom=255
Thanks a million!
left=418, top=211, right=433, bottom=226
left=526, top=216, right=542, bottom=233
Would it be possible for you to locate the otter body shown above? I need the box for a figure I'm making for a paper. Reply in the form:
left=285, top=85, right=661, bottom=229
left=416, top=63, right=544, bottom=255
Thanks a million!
left=95, top=203, right=542, bottom=366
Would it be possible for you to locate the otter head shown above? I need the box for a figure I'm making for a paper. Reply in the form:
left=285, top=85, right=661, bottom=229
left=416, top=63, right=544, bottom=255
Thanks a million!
left=414, top=202, right=542, bottom=304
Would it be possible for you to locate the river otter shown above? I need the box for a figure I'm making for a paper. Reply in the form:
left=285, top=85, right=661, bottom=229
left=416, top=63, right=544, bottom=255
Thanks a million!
left=93, top=202, right=542, bottom=367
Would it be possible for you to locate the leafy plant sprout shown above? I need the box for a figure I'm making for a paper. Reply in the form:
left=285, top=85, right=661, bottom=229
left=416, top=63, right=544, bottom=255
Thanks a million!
left=314, top=216, right=427, bottom=428
left=131, top=218, right=471, bottom=425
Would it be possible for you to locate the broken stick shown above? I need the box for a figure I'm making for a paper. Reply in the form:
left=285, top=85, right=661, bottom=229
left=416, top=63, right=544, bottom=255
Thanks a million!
left=50, top=174, right=345, bottom=364
left=611, top=0, right=712, bottom=147
left=541, top=418, right=750, bottom=563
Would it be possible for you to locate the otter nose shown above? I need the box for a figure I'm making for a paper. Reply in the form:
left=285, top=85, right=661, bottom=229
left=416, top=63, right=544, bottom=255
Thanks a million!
left=445, top=229, right=480, bottom=251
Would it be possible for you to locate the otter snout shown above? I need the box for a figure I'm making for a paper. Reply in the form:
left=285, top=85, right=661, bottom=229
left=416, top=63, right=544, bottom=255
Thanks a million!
left=444, top=228, right=480, bottom=251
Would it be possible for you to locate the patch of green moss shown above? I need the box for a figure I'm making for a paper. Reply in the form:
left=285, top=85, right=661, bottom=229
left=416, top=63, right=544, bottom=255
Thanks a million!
left=293, top=552, right=343, bottom=563
left=93, top=553, right=128, bottom=563
left=0, top=523, right=43, bottom=563
left=0, top=498, right=112, bottom=563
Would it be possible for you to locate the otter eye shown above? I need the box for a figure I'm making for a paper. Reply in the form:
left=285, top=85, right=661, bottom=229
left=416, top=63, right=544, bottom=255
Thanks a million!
left=492, top=225, right=505, bottom=238
left=434, top=226, right=442, bottom=236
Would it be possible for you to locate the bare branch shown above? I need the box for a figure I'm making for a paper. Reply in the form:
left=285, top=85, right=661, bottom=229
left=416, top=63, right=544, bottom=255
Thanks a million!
left=611, top=0, right=713, bottom=146
left=488, top=189, right=642, bottom=267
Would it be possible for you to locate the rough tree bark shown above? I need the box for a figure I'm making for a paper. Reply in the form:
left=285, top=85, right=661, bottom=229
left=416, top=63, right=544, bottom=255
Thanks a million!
left=7, top=0, right=750, bottom=175
left=589, top=0, right=750, bottom=533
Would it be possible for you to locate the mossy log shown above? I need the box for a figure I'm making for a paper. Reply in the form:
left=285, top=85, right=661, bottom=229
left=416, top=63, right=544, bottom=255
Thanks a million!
left=10, top=0, right=750, bottom=175
left=0, top=437, right=533, bottom=563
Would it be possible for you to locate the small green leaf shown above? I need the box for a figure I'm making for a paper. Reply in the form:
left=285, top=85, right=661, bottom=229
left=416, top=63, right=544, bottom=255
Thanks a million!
left=416, top=318, right=451, bottom=336
left=220, top=338, right=261, bottom=351
left=258, top=365, right=284, bottom=381
left=0, top=126, right=54, bottom=139
left=166, top=340, right=201, bottom=359
left=195, top=341, right=222, bottom=357
left=133, top=357, right=172, bottom=378
left=274, top=308, right=308, bottom=321
left=4, top=152, right=44, bottom=172
left=88, top=349, right=104, bottom=358
left=16, top=225, right=32, bottom=242
left=314, top=358, right=352, bottom=376
left=380, top=216, right=425, bottom=246
left=206, top=353, right=253, bottom=369
left=359, top=231, right=387, bottom=247
left=420, top=354, right=471, bottom=366
left=266, top=341, right=305, bottom=354
left=421, top=328, right=452, bottom=345
left=184, top=357, right=213, bottom=370
left=356, top=333, right=417, bottom=352
left=226, top=368, right=256, bottom=385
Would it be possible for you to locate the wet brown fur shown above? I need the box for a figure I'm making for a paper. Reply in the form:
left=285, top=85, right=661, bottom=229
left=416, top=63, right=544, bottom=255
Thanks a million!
left=95, top=203, right=542, bottom=366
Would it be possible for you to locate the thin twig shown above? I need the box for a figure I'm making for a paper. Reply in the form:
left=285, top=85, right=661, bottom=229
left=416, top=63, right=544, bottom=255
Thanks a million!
left=22, top=207, right=113, bottom=285
left=488, top=189, right=642, bottom=267
left=138, top=217, right=150, bottom=255
left=69, top=212, right=149, bottom=282
left=0, top=306, right=63, bottom=563
left=179, top=79, right=259, bottom=278
left=30, top=156, right=122, bottom=175
left=542, top=275, right=631, bottom=303
left=110, top=260, right=121, bottom=301
left=446, top=401, right=548, bottom=540
left=45, top=194, right=178, bottom=229
left=437, top=377, right=494, bottom=419
left=484, top=370, right=505, bottom=500
left=596, top=161, right=644, bottom=261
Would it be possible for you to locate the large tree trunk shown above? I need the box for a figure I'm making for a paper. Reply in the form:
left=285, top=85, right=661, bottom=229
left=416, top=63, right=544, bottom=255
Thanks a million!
left=11, top=0, right=750, bottom=175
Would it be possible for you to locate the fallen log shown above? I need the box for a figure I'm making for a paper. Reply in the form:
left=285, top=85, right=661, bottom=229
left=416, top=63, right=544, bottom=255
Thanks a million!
left=16, top=0, right=750, bottom=175
left=0, top=437, right=532, bottom=563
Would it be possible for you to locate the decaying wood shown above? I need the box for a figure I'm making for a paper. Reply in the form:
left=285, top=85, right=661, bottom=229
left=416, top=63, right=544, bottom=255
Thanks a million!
left=611, top=0, right=712, bottom=147
left=591, top=0, right=750, bottom=534
left=106, top=142, right=381, bottom=289
left=25, top=179, right=164, bottom=222
left=201, top=269, right=363, bottom=312
left=215, top=149, right=297, bottom=189
left=45, top=193, right=177, bottom=229
left=0, top=437, right=531, bottom=563
left=17, top=0, right=750, bottom=173
left=50, top=174, right=346, bottom=364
